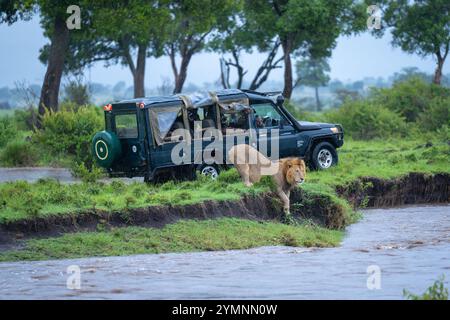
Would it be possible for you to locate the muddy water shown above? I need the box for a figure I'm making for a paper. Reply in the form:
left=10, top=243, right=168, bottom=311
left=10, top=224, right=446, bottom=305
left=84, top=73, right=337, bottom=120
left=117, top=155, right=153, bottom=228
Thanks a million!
left=0, top=205, right=449, bottom=300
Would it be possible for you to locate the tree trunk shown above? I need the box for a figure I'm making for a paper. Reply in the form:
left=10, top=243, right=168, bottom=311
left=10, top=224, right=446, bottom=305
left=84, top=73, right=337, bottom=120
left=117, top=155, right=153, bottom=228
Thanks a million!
left=133, top=44, right=147, bottom=98
left=315, top=87, right=322, bottom=111
left=219, top=58, right=230, bottom=89
left=281, top=38, right=293, bottom=99
left=38, top=15, right=70, bottom=122
left=433, top=55, right=444, bottom=85
left=173, top=55, right=192, bottom=94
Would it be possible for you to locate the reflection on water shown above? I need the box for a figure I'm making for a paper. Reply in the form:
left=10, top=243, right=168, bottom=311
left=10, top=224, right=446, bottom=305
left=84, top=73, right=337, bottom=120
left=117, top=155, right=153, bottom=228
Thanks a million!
left=0, top=205, right=449, bottom=299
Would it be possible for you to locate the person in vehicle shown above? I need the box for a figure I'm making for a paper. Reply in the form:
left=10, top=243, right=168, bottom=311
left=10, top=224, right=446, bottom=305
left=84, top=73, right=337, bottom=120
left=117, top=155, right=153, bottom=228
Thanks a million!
left=255, top=115, right=265, bottom=128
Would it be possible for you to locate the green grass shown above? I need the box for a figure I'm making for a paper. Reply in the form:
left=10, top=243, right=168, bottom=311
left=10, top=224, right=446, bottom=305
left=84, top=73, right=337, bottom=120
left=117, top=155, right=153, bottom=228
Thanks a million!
left=0, top=137, right=448, bottom=224
left=306, top=138, right=450, bottom=187
left=0, top=170, right=270, bottom=223
left=0, top=137, right=447, bottom=262
left=0, top=218, right=343, bottom=262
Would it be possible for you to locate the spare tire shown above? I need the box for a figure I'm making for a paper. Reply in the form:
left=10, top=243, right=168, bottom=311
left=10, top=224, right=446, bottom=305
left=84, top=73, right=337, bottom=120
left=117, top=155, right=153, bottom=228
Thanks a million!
left=92, top=131, right=122, bottom=168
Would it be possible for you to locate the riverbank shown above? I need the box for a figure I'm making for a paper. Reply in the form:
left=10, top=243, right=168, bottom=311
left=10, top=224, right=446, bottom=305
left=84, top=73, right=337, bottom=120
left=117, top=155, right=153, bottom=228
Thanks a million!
left=0, top=171, right=447, bottom=261
left=0, top=139, right=448, bottom=261
left=1, top=205, right=449, bottom=299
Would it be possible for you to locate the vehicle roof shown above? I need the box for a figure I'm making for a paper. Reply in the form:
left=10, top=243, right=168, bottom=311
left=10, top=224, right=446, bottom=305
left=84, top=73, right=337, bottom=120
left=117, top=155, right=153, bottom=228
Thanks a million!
left=113, top=89, right=278, bottom=109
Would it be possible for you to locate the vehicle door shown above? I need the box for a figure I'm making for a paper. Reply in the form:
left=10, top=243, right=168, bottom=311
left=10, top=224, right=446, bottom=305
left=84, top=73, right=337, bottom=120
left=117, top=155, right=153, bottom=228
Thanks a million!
left=251, top=102, right=300, bottom=159
left=112, top=111, right=145, bottom=169
left=147, top=104, right=189, bottom=168
left=220, top=107, right=252, bottom=164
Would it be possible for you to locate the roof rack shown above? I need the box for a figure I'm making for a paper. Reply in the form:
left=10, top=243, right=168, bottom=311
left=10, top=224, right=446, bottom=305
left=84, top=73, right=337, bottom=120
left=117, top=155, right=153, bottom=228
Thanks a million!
left=241, top=89, right=282, bottom=97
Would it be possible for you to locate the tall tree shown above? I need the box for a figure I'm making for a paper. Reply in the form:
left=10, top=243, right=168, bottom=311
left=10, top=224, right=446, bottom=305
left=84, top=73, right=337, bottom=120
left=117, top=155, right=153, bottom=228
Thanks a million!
left=37, top=1, right=73, bottom=116
left=1, top=0, right=92, bottom=119
left=41, top=1, right=170, bottom=99
left=245, top=0, right=365, bottom=99
left=164, top=0, right=236, bottom=93
left=375, top=0, right=450, bottom=85
left=88, top=1, right=169, bottom=98
left=296, top=58, right=330, bottom=111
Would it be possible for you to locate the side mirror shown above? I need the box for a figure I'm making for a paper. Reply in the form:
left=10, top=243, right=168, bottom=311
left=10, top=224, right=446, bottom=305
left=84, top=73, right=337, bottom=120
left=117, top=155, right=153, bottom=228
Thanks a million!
left=276, top=95, right=285, bottom=107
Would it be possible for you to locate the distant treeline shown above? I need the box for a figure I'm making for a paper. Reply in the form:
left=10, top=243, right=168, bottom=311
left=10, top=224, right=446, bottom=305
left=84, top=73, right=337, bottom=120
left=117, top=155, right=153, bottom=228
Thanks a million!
left=1, top=0, right=449, bottom=126
left=1, top=67, right=448, bottom=111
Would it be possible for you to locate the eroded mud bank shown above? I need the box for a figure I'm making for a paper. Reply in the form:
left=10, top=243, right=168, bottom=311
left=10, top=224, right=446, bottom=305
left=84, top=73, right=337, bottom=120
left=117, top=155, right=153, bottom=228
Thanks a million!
left=336, top=172, right=449, bottom=208
left=0, top=172, right=448, bottom=244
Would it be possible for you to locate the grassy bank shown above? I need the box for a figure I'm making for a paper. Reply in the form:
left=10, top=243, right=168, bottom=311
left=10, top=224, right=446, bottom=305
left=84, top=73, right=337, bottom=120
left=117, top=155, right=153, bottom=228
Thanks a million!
left=0, top=137, right=448, bottom=262
left=307, top=138, right=449, bottom=187
left=0, top=170, right=270, bottom=223
left=0, top=218, right=342, bottom=262
left=0, top=138, right=448, bottom=224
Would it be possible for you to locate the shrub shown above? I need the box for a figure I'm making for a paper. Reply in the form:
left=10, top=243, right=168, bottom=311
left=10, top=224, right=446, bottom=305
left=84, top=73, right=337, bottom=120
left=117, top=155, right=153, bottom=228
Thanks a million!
left=0, top=116, right=18, bottom=148
left=70, top=162, right=104, bottom=183
left=62, top=80, right=91, bottom=106
left=33, top=103, right=103, bottom=167
left=403, top=276, right=448, bottom=300
left=284, top=101, right=328, bottom=122
left=13, top=107, right=37, bottom=130
left=0, top=140, right=37, bottom=166
left=325, top=100, right=407, bottom=140
left=417, top=97, right=450, bottom=132
left=371, top=77, right=450, bottom=122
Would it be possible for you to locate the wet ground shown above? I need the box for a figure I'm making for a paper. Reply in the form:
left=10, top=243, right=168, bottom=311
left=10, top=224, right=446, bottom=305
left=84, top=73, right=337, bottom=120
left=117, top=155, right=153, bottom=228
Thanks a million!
left=0, top=167, right=142, bottom=184
left=0, top=205, right=449, bottom=299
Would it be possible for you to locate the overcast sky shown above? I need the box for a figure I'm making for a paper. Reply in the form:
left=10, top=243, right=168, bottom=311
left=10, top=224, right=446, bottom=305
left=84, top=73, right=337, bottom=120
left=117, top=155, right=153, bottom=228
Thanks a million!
left=0, top=16, right=448, bottom=88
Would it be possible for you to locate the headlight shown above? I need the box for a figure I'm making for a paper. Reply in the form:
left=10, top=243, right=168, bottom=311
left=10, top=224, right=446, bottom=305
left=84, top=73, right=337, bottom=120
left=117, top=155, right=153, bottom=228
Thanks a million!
left=330, top=127, right=339, bottom=133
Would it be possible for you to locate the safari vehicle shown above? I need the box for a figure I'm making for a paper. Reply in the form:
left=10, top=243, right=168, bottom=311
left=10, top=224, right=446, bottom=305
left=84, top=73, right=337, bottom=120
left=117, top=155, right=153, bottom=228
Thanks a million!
left=92, top=89, right=344, bottom=182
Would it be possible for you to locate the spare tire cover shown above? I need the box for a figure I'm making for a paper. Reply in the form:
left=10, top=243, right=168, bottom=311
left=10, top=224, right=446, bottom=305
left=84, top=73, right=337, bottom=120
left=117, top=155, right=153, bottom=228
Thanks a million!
left=92, top=131, right=122, bottom=168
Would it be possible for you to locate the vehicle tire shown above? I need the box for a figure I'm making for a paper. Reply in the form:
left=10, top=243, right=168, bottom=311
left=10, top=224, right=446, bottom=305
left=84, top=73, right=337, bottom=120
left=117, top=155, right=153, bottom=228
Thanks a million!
left=310, top=141, right=338, bottom=170
left=92, top=131, right=122, bottom=168
left=196, top=164, right=220, bottom=180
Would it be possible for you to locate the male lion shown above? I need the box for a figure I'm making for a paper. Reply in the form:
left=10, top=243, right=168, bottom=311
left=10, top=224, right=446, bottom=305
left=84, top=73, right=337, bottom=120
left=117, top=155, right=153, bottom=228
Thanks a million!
left=228, top=144, right=306, bottom=213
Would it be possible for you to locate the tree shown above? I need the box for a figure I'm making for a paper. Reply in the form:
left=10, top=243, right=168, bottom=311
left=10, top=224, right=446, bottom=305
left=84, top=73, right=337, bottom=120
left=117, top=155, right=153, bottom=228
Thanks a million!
left=1, top=0, right=92, bottom=120
left=163, top=0, right=236, bottom=93
left=210, top=8, right=284, bottom=90
left=296, top=57, right=330, bottom=111
left=40, top=1, right=170, bottom=99
left=376, top=0, right=450, bottom=85
left=37, top=1, right=74, bottom=116
left=244, top=0, right=365, bottom=99
left=87, top=1, right=169, bottom=98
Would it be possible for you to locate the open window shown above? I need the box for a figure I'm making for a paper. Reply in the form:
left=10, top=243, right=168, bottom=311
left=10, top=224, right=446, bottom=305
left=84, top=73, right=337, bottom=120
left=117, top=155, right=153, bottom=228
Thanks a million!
left=220, top=102, right=252, bottom=135
left=252, top=103, right=290, bottom=129
left=115, top=113, right=138, bottom=139
left=148, top=105, right=187, bottom=145
left=188, top=105, right=216, bottom=138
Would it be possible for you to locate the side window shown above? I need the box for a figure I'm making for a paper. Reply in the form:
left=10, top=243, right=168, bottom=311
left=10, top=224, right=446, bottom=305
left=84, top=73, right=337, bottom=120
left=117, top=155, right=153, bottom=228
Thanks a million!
left=149, top=106, right=185, bottom=144
left=220, top=110, right=249, bottom=135
left=115, top=113, right=138, bottom=138
left=252, top=103, right=289, bottom=129
left=188, top=106, right=216, bottom=134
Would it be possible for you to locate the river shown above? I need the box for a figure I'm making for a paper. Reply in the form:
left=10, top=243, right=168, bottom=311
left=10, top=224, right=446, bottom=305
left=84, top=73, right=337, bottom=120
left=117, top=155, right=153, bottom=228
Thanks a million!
left=0, top=205, right=449, bottom=299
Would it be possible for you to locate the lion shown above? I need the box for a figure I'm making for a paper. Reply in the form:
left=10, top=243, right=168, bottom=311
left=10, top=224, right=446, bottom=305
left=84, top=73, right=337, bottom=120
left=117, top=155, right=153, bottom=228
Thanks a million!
left=228, top=144, right=306, bottom=213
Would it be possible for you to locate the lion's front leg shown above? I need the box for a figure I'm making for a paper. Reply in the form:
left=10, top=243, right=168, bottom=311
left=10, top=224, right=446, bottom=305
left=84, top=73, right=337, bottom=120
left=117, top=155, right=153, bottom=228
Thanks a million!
left=276, top=187, right=290, bottom=214
left=236, top=164, right=253, bottom=187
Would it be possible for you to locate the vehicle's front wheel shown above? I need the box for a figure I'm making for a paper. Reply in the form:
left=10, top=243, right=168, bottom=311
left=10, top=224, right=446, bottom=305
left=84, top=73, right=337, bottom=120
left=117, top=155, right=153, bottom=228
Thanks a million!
left=310, top=142, right=338, bottom=170
left=197, top=164, right=220, bottom=180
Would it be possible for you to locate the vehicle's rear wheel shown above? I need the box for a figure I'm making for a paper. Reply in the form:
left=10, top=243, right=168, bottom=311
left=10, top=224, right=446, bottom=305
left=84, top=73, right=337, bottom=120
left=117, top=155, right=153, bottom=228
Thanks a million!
left=197, top=164, right=220, bottom=180
left=310, top=142, right=338, bottom=170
